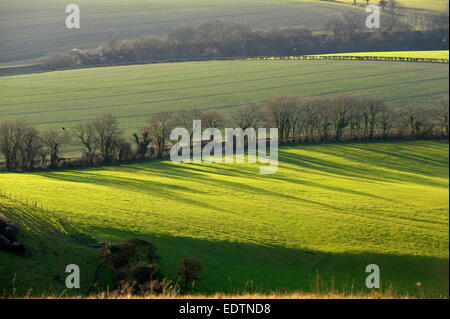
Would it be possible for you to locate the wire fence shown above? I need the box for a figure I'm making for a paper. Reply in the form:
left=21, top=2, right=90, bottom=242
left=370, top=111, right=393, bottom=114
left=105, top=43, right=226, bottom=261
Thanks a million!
left=0, top=188, right=99, bottom=243
left=2, top=53, right=448, bottom=77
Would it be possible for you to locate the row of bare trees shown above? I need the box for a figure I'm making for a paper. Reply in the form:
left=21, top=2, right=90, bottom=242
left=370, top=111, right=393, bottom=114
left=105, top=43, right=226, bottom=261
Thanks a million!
left=0, top=123, right=67, bottom=171
left=264, top=95, right=449, bottom=143
left=0, top=95, right=448, bottom=171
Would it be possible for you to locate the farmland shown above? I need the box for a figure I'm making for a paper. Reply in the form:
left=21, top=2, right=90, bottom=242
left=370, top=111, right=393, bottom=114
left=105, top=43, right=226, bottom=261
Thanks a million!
left=1, top=0, right=447, bottom=65
left=1, top=0, right=449, bottom=304
left=0, top=0, right=360, bottom=65
left=0, top=59, right=448, bottom=139
left=321, top=0, right=449, bottom=11
left=314, top=50, right=450, bottom=59
left=0, top=140, right=448, bottom=297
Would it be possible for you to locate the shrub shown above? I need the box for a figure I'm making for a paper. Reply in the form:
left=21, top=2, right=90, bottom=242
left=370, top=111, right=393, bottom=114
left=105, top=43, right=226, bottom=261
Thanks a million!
left=117, top=262, right=162, bottom=293
left=98, top=238, right=158, bottom=271
left=177, top=257, right=202, bottom=291
left=0, top=213, right=19, bottom=241
left=97, top=238, right=161, bottom=294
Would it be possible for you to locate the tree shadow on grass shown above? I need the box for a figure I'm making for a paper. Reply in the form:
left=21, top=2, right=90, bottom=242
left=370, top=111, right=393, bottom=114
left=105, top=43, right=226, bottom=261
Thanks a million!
left=278, top=144, right=448, bottom=189
left=10, top=141, right=448, bottom=297
left=41, top=164, right=355, bottom=214
left=91, top=228, right=449, bottom=298
left=33, top=139, right=449, bottom=216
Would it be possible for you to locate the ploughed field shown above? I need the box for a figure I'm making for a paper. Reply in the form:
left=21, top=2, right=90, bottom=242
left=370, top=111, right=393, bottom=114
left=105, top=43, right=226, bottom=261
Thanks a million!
left=0, top=140, right=448, bottom=297
left=0, top=59, right=448, bottom=138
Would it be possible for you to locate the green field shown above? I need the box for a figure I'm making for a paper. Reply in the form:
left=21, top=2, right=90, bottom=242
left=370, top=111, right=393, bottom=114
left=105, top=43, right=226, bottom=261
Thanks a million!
left=315, top=50, right=450, bottom=60
left=402, top=0, right=449, bottom=10
left=0, top=59, right=448, bottom=138
left=1, top=0, right=446, bottom=65
left=0, top=0, right=360, bottom=65
left=0, top=140, right=448, bottom=297
left=0, top=196, right=113, bottom=296
left=1, top=0, right=448, bottom=301
left=323, top=0, right=449, bottom=11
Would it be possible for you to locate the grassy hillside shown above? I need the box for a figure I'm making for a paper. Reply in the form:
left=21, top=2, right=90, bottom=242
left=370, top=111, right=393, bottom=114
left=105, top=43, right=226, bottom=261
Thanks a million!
left=402, top=0, right=449, bottom=11
left=0, top=0, right=360, bottom=65
left=0, top=59, right=448, bottom=137
left=314, top=50, right=450, bottom=59
left=0, top=196, right=113, bottom=296
left=0, top=140, right=448, bottom=297
left=318, top=0, right=449, bottom=11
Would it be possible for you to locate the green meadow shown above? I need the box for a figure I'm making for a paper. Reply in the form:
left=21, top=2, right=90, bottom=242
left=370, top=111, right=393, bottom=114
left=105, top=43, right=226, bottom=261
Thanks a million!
left=315, top=50, right=450, bottom=60
left=321, top=0, right=449, bottom=11
left=0, top=0, right=448, bottom=301
left=0, top=59, right=448, bottom=138
left=0, top=196, right=113, bottom=296
left=0, top=140, right=448, bottom=297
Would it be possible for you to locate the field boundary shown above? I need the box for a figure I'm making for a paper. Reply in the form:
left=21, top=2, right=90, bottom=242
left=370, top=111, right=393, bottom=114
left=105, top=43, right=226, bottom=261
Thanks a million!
left=249, top=55, right=450, bottom=64
left=1, top=54, right=448, bottom=77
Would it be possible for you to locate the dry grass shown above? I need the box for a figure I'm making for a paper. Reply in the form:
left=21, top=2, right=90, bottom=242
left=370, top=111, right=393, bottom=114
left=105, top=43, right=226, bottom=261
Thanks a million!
left=6, top=291, right=414, bottom=300
left=6, top=280, right=419, bottom=299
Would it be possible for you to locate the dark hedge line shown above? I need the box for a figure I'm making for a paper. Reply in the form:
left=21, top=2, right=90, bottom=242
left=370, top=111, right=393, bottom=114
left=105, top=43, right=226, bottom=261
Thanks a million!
left=40, top=14, right=449, bottom=71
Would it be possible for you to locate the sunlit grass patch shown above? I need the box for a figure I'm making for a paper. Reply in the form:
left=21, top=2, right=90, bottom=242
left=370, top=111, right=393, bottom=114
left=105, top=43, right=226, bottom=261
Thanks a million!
left=0, top=140, right=448, bottom=297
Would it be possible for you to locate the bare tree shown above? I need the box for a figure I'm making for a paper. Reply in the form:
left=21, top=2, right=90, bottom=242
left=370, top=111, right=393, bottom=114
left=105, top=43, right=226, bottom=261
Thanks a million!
left=173, top=108, right=203, bottom=146
left=0, top=120, right=41, bottom=171
left=75, top=122, right=97, bottom=164
left=93, top=113, right=121, bottom=163
left=377, top=109, right=394, bottom=139
left=175, top=109, right=203, bottom=133
left=299, top=97, right=322, bottom=141
left=361, top=95, right=387, bottom=139
left=200, top=110, right=225, bottom=129
left=403, top=104, right=425, bottom=137
left=231, top=101, right=264, bottom=130
left=329, top=95, right=353, bottom=141
left=133, top=131, right=152, bottom=160
left=0, top=120, right=22, bottom=171
left=200, top=110, right=225, bottom=143
left=18, top=125, right=41, bottom=170
left=436, top=97, right=449, bottom=137
left=265, top=96, right=296, bottom=143
left=288, top=101, right=303, bottom=142
left=41, top=129, right=68, bottom=168
left=384, top=0, right=400, bottom=32
left=146, top=111, right=174, bottom=158
left=348, top=100, right=366, bottom=140
left=113, top=137, right=132, bottom=162
left=37, top=147, right=48, bottom=168
left=326, top=12, right=364, bottom=48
